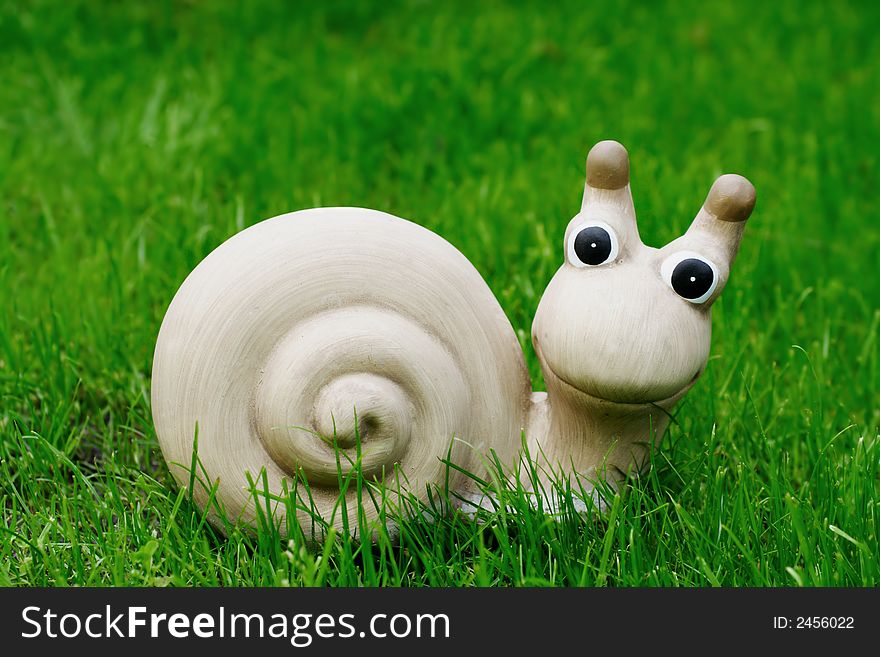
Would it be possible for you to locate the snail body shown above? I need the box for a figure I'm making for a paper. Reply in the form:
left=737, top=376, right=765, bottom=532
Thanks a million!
left=152, top=141, right=756, bottom=537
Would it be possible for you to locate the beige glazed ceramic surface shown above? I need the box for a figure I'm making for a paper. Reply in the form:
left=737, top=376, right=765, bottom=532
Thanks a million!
left=151, top=140, right=756, bottom=538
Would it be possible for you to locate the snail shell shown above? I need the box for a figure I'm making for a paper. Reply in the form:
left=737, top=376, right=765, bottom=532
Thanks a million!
left=152, top=207, right=531, bottom=535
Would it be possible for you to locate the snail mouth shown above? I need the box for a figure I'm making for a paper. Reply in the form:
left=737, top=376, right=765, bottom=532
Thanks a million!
left=532, top=330, right=703, bottom=408
left=549, top=367, right=702, bottom=408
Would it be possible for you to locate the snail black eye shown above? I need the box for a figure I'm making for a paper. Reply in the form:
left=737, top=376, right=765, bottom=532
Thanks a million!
left=671, top=259, right=714, bottom=300
left=661, top=252, right=720, bottom=304
left=574, top=226, right=612, bottom=265
left=567, top=221, right=620, bottom=268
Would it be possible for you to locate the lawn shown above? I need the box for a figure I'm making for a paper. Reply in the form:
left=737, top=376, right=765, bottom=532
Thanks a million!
left=1, top=0, right=878, bottom=586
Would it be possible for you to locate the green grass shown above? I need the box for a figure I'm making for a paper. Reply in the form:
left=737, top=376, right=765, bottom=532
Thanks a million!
left=1, top=0, right=878, bottom=586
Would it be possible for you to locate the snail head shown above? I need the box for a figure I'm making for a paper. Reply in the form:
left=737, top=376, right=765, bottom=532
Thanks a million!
left=532, top=140, right=756, bottom=405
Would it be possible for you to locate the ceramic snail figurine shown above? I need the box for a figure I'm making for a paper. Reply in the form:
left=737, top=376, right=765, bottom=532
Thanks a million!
left=151, top=140, right=756, bottom=537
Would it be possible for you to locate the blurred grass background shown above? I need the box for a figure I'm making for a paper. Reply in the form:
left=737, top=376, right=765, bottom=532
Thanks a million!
left=0, top=0, right=878, bottom=585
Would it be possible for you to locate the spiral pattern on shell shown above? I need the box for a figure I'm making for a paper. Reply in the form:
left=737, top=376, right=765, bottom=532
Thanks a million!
left=151, top=208, right=531, bottom=536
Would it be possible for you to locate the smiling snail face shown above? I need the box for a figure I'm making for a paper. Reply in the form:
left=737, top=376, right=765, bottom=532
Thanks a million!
left=533, top=141, right=756, bottom=405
